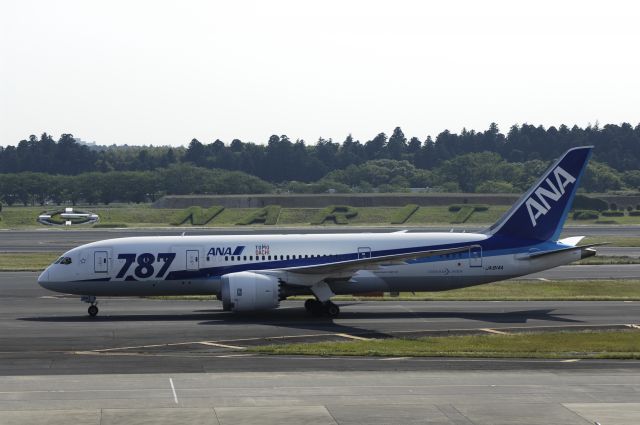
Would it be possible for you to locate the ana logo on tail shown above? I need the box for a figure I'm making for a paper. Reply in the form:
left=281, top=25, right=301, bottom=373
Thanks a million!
left=525, top=166, right=576, bottom=227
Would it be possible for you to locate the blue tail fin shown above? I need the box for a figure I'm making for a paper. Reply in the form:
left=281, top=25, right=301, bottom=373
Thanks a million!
left=486, top=146, right=593, bottom=242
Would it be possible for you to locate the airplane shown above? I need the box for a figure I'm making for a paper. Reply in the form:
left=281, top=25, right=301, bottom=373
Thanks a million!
left=38, top=146, right=602, bottom=317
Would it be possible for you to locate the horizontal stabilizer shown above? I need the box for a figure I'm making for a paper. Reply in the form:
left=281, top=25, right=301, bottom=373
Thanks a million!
left=518, top=243, right=608, bottom=260
left=558, top=236, right=586, bottom=246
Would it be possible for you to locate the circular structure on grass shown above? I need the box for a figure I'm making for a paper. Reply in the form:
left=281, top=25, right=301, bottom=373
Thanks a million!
left=37, top=207, right=99, bottom=226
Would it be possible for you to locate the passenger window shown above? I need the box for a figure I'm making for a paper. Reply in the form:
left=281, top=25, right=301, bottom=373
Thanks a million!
left=225, top=256, right=228, bottom=261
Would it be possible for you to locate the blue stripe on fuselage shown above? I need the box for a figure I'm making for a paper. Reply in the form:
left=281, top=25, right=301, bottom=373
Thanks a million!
left=162, top=235, right=565, bottom=281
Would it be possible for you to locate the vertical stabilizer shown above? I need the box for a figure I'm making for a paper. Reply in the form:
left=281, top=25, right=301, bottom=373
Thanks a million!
left=486, top=146, right=593, bottom=242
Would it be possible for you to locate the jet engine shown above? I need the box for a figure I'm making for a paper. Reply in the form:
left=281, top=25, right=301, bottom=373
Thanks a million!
left=220, top=271, right=280, bottom=312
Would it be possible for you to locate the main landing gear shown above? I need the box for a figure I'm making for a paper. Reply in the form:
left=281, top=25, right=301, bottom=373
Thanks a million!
left=305, top=299, right=340, bottom=318
left=81, top=295, right=99, bottom=317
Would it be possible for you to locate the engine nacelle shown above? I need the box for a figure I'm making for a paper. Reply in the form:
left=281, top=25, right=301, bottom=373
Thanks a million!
left=220, top=271, right=280, bottom=312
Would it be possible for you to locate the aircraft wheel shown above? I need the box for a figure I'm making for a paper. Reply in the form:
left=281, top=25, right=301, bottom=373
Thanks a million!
left=310, top=300, right=325, bottom=317
left=88, top=305, right=99, bottom=317
left=325, top=301, right=340, bottom=318
left=304, top=299, right=315, bottom=312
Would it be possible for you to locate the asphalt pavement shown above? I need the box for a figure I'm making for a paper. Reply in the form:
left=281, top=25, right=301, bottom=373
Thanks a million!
left=2, top=271, right=640, bottom=424
left=1, top=272, right=639, bottom=376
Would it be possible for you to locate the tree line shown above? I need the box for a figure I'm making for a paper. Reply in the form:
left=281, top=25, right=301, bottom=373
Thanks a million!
left=0, top=165, right=271, bottom=206
left=0, top=122, right=639, bottom=205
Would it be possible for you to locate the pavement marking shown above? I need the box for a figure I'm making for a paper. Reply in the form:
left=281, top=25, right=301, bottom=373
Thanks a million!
left=198, top=341, right=246, bottom=350
left=335, top=333, right=372, bottom=341
left=380, top=357, right=411, bottom=361
left=561, top=359, right=581, bottom=363
left=480, top=328, right=509, bottom=335
left=169, top=378, right=178, bottom=404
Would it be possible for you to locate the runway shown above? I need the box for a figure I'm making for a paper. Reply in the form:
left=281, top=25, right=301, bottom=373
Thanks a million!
left=1, top=272, right=639, bottom=376
left=2, top=274, right=640, bottom=423
left=1, top=225, right=639, bottom=252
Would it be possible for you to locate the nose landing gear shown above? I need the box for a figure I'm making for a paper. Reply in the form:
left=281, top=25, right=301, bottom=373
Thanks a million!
left=88, top=305, right=99, bottom=317
left=81, top=295, right=99, bottom=317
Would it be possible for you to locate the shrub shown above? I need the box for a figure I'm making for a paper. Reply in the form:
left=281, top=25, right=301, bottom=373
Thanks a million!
left=390, top=204, right=419, bottom=224
left=627, top=206, right=633, bottom=212
left=629, top=211, right=640, bottom=216
left=236, top=205, right=281, bottom=225
left=572, top=210, right=599, bottom=220
left=609, top=202, right=617, bottom=211
left=601, top=210, right=624, bottom=217
left=572, top=195, right=608, bottom=212
left=311, top=205, right=358, bottom=225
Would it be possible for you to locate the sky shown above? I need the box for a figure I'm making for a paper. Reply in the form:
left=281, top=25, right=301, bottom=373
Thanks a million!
left=1, top=0, right=639, bottom=147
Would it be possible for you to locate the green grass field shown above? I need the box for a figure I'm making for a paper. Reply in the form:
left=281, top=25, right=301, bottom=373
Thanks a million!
left=249, top=330, right=640, bottom=359
left=0, top=252, right=59, bottom=271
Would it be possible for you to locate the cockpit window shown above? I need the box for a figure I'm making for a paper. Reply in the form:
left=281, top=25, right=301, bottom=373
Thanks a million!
left=56, top=257, right=72, bottom=265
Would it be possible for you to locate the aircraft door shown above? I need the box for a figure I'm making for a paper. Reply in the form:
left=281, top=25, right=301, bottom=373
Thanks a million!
left=94, top=250, right=108, bottom=273
left=186, top=249, right=200, bottom=271
left=358, top=247, right=371, bottom=259
left=469, top=246, right=482, bottom=267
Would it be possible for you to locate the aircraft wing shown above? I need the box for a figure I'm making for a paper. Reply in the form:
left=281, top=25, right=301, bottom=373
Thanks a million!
left=278, top=244, right=476, bottom=278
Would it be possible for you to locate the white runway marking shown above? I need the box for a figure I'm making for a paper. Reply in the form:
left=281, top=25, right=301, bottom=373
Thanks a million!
left=169, top=377, right=178, bottom=404
left=480, top=328, right=509, bottom=335
left=198, top=341, right=246, bottom=350
left=335, top=333, right=371, bottom=341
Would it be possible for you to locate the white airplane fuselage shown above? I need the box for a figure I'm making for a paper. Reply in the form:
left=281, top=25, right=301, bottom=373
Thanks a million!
left=38, top=232, right=580, bottom=297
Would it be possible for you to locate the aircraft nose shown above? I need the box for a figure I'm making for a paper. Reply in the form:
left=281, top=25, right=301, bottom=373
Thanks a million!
left=37, top=269, right=50, bottom=287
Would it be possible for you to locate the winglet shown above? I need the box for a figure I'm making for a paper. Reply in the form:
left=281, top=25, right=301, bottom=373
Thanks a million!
left=486, top=146, right=593, bottom=242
